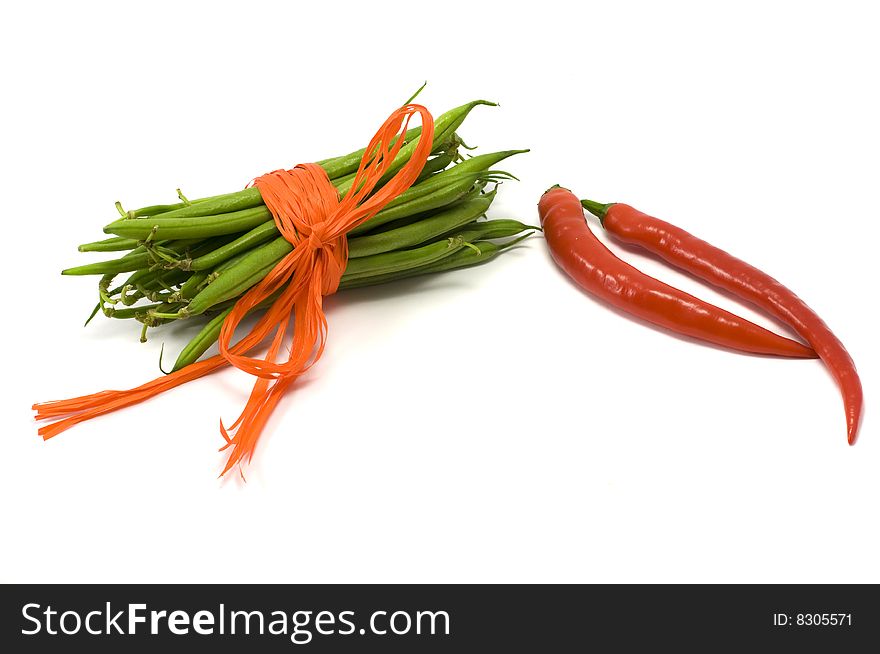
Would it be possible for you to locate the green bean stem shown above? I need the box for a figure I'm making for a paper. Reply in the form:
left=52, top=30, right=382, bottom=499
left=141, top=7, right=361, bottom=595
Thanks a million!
left=103, top=206, right=273, bottom=241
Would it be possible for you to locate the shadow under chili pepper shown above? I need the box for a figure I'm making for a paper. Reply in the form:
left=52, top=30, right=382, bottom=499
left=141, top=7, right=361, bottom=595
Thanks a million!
left=536, top=245, right=816, bottom=360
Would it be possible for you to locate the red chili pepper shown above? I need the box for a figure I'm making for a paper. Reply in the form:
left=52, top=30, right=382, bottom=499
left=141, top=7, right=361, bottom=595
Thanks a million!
left=581, top=198, right=863, bottom=445
left=539, top=186, right=817, bottom=360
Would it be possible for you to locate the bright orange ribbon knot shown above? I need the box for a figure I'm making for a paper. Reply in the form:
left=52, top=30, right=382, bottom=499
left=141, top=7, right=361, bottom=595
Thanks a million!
left=34, top=104, right=435, bottom=476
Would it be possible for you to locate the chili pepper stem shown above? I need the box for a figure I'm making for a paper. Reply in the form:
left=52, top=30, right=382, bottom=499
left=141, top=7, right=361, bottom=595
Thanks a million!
left=580, top=198, right=615, bottom=223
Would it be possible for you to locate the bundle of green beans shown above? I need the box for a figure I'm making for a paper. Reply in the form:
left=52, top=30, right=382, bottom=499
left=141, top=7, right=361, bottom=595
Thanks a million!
left=64, top=100, right=534, bottom=371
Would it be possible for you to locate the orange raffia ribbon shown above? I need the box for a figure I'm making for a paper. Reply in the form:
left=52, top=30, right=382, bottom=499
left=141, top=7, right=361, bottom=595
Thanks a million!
left=34, top=103, right=435, bottom=475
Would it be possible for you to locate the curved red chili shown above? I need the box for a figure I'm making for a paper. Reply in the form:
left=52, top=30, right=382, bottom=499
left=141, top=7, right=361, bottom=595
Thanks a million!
left=539, top=186, right=816, bottom=359
left=581, top=198, right=862, bottom=445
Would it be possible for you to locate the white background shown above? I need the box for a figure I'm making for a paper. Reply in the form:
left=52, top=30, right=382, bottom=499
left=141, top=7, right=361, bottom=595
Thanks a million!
left=1, top=1, right=877, bottom=583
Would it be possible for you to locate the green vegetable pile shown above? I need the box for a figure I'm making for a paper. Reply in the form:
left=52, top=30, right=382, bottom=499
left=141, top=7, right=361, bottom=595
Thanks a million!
left=63, top=100, right=533, bottom=371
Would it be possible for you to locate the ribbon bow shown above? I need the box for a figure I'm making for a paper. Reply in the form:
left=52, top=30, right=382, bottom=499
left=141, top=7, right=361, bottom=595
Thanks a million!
left=35, top=103, right=434, bottom=477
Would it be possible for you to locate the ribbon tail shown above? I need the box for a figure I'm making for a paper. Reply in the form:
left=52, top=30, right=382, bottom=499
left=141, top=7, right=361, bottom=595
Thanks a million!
left=34, top=355, right=230, bottom=440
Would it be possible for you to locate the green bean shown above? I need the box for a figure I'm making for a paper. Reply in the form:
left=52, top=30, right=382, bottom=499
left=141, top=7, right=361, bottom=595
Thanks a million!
left=315, top=130, right=421, bottom=182
left=183, top=237, right=293, bottom=316
left=63, top=248, right=169, bottom=276
left=78, top=236, right=140, bottom=253
left=172, top=308, right=231, bottom=370
left=414, top=147, right=458, bottom=182
left=163, top=248, right=254, bottom=305
left=103, top=206, right=272, bottom=241
left=368, top=182, right=492, bottom=234
left=338, top=234, right=534, bottom=290
left=186, top=220, right=278, bottom=271
left=131, top=202, right=190, bottom=217
left=334, top=107, right=490, bottom=196
left=169, top=270, right=210, bottom=302
left=128, top=196, right=215, bottom=218
left=348, top=174, right=490, bottom=236
left=347, top=192, right=495, bottom=258
left=127, top=172, right=340, bottom=223
left=449, top=219, right=539, bottom=242
left=339, top=150, right=523, bottom=237
left=126, top=187, right=266, bottom=223
left=375, top=149, right=524, bottom=213
left=333, top=135, right=458, bottom=192
left=62, top=238, right=202, bottom=276
left=341, top=236, right=468, bottom=282
left=455, top=180, right=492, bottom=204
left=211, top=248, right=255, bottom=275
left=414, top=148, right=526, bottom=186
left=170, top=290, right=282, bottom=371
left=321, top=100, right=493, bottom=183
